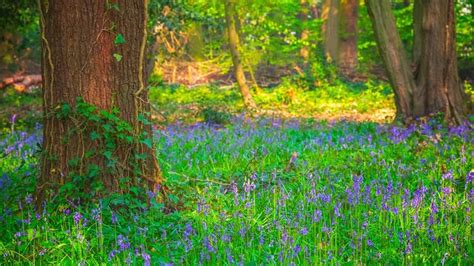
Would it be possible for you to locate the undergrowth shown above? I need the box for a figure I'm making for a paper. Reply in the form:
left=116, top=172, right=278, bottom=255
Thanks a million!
left=1, top=117, right=473, bottom=264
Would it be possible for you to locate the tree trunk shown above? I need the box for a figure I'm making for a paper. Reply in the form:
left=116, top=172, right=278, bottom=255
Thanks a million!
left=365, top=0, right=416, bottom=120
left=224, top=0, right=256, bottom=110
left=412, top=0, right=422, bottom=72
left=366, top=0, right=468, bottom=122
left=310, top=0, right=319, bottom=19
left=187, top=22, right=206, bottom=61
left=338, top=0, right=358, bottom=74
left=412, top=0, right=466, bottom=120
left=37, top=0, right=161, bottom=201
left=322, top=0, right=340, bottom=63
left=299, top=0, right=310, bottom=65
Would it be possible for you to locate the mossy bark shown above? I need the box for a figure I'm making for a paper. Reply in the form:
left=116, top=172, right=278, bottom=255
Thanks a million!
left=37, top=0, right=161, bottom=201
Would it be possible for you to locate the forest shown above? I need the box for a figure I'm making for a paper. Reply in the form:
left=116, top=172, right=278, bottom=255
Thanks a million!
left=0, top=0, right=473, bottom=264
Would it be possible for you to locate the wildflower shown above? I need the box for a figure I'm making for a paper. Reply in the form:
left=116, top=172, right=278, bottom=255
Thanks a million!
left=117, top=235, right=130, bottom=251
left=91, top=208, right=101, bottom=223
left=111, top=212, right=118, bottom=224
left=146, top=190, right=155, bottom=199
left=466, top=171, right=474, bottom=184
left=10, top=114, right=18, bottom=126
left=73, top=212, right=83, bottom=225
left=441, top=187, right=452, bottom=196
left=63, top=208, right=71, bottom=215
left=405, top=241, right=412, bottom=254
left=183, top=223, right=194, bottom=252
left=281, top=230, right=288, bottom=246
left=243, top=179, right=256, bottom=193
left=334, top=202, right=342, bottom=217
left=25, top=194, right=33, bottom=205
left=442, top=171, right=454, bottom=181
left=299, top=227, right=309, bottom=236
left=108, top=250, right=118, bottom=261
left=226, top=248, right=235, bottom=263
left=293, top=244, right=301, bottom=256
left=142, top=251, right=151, bottom=266
left=367, top=239, right=374, bottom=247
left=250, top=172, right=257, bottom=180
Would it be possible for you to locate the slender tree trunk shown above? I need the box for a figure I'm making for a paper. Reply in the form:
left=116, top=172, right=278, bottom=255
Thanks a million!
left=37, top=0, right=161, bottom=201
left=412, top=0, right=466, bottom=120
left=365, top=0, right=416, bottom=120
left=299, top=0, right=310, bottom=65
left=224, top=0, right=256, bottom=110
left=338, top=0, right=358, bottom=74
left=322, top=0, right=340, bottom=63
left=310, top=0, right=319, bottom=19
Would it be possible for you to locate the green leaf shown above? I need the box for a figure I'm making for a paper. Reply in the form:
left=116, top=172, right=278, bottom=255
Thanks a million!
left=141, top=138, right=153, bottom=149
left=113, top=53, right=122, bottom=62
left=114, top=34, right=125, bottom=45
left=90, top=131, right=101, bottom=141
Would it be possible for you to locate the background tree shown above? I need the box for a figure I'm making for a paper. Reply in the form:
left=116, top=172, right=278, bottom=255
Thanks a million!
left=37, top=0, right=161, bottom=201
left=366, top=0, right=468, bottom=122
left=299, top=0, right=311, bottom=65
left=224, top=0, right=257, bottom=110
left=338, top=0, right=358, bottom=74
left=322, top=0, right=359, bottom=74
left=322, top=0, right=340, bottom=63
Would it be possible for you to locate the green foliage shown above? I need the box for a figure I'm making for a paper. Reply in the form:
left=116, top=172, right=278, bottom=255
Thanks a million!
left=1, top=117, right=473, bottom=264
left=148, top=79, right=395, bottom=124
left=44, top=99, right=156, bottom=204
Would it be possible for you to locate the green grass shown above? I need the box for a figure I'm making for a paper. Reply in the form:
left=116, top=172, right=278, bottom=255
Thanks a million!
left=149, top=78, right=395, bottom=124
left=0, top=80, right=472, bottom=264
left=0, top=117, right=473, bottom=264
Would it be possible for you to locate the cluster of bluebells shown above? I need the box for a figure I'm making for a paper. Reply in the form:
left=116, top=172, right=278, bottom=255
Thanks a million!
left=0, top=117, right=473, bottom=264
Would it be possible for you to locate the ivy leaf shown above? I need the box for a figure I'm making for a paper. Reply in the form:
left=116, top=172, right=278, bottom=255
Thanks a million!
left=141, top=138, right=153, bottom=149
left=113, top=53, right=122, bottom=62
left=90, top=131, right=101, bottom=141
left=114, top=34, right=126, bottom=45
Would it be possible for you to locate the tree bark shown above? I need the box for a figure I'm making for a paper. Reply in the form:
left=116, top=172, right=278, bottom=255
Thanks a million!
left=412, top=0, right=466, bottom=120
left=37, top=0, right=161, bottom=200
left=412, top=0, right=422, bottom=72
left=338, top=0, right=358, bottom=74
left=322, top=0, right=340, bottom=63
left=224, top=0, right=256, bottom=110
left=299, top=0, right=310, bottom=65
left=365, top=0, right=416, bottom=120
left=366, top=0, right=468, bottom=122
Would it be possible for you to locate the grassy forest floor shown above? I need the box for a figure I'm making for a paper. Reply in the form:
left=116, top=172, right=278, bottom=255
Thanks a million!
left=1, top=81, right=473, bottom=264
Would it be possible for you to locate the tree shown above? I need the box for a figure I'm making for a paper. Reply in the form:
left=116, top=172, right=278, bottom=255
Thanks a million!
left=299, top=0, right=311, bottom=65
left=322, top=0, right=340, bottom=63
left=322, top=0, right=359, bottom=74
left=366, top=0, right=468, bottom=122
left=412, top=0, right=466, bottom=120
left=37, top=0, right=161, bottom=201
left=338, top=0, right=358, bottom=74
left=224, top=0, right=257, bottom=110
